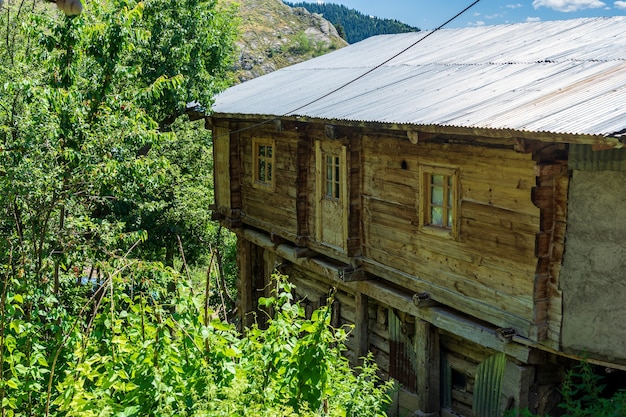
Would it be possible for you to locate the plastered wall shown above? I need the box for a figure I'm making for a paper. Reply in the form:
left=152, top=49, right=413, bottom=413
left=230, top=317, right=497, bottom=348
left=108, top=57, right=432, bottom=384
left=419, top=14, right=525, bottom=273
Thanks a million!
left=560, top=170, right=626, bottom=362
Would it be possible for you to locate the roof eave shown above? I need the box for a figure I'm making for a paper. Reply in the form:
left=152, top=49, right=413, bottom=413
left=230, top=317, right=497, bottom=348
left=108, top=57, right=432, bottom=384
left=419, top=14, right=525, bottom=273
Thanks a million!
left=208, top=112, right=625, bottom=149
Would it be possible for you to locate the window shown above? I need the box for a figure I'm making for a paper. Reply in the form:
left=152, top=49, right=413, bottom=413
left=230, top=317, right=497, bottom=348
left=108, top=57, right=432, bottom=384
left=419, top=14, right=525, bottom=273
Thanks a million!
left=253, top=138, right=275, bottom=190
left=324, top=154, right=341, bottom=200
left=419, top=165, right=459, bottom=238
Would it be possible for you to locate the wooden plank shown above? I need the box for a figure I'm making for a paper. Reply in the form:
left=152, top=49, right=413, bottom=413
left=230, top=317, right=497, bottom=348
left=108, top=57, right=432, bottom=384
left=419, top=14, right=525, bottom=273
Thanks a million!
left=501, top=361, right=535, bottom=413
left=452, top=400, right=475, bottom=417
left=369, top=331, right=390, bottom=355
left=213, top=126, right=231, bottom=211
left=366, top=219, right=536, bottom=282
left=236, top=238, right=254, bottom=329
left=452, top=389, right=474, bottom=408
left=364, top=210, right=536, bottom=282
left=364, top=246, right=534, bottom=321
left=355, top=292, right=369, bottom=359
left=446, top=352, right=477, bottom=378
left=350, top=277, right=534, bottom=362
left=398, top=389, right=421, bottom=415
left=415, top=320, right=440, bottom=413
left=365, top=200, right=538, bottom=278
left=440, top=333, right=491, bottom=364
left=461, top=201, right=540, bottom=235
left=365, top=197, right=415, bottom=224
left=461, top=218, right=537, bottom=259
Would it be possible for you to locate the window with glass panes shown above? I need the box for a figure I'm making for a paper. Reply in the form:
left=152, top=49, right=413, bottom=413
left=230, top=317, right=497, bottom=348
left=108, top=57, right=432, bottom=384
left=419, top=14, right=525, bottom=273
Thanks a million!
left=325, top=154, right=341, bottom=200
left=427, top=173, right=453, bottom=228
left=420, top=165, right=458, bottom=237
left=253, top=138, right=274, bottom=189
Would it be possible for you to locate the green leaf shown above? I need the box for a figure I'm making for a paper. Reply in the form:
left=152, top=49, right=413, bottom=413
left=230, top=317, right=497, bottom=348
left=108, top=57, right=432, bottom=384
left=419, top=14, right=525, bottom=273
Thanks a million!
left=5, top=379, right=19, bottom=389
left=116, top=406, right=140, bottom=417
left=258, top=296, right=275, bottom=307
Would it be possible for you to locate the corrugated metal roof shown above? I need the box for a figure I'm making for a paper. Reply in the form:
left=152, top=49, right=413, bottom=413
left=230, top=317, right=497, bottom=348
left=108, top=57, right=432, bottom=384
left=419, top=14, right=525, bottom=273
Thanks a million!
left=212, top=17, right=626, bottom=138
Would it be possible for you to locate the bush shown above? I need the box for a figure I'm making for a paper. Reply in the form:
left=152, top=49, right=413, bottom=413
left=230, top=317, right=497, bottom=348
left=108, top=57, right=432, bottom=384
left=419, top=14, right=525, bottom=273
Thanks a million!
left=507, top=361, right=626, bottom=417
left=1, top=266, right=392, bottom=416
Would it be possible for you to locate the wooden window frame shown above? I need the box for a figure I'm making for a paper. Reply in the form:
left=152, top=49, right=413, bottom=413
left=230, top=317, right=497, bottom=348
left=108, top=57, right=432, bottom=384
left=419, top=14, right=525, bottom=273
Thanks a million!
left=419, top=165, right=459, bottom=239
left=324, top=154, right=341, bottom=201
left=252, top=138, right=275, bottom=191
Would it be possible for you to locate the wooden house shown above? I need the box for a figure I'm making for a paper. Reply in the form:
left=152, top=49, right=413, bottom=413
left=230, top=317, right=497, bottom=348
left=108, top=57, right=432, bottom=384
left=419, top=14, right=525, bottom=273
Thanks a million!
left=208, top=17, right=626, bottom=416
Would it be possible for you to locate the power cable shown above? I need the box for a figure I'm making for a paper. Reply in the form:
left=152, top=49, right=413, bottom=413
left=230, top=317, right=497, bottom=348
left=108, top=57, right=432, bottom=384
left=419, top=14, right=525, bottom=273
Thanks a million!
left=216, top=0, right=482, bottom=137
left=285, top=0, right=482, bottom=116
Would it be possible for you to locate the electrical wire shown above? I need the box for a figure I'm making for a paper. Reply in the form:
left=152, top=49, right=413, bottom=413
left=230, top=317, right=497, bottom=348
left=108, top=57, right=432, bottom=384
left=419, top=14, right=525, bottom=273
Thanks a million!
left=285, top=0, right=482, bottom=116
left=215, top=0, right=482, bottom=137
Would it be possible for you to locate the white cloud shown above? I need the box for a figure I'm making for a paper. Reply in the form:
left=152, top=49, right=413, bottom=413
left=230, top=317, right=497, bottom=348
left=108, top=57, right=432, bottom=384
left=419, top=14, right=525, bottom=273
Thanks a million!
left=526, top=16, right=542, bottom=21
left=506, top=3, right=524, bottom=8
left=615, top=1, right=626, bottom=9
left=485, top=13, right=504, bottom=19
left=468, top=20, right=486, bottom=26
left=532, top=0, right=606, bottom=12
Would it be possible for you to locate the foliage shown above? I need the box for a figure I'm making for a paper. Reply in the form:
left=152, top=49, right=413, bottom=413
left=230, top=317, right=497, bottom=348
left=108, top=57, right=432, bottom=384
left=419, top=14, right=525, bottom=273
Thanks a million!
left=506, top=361, right=626, bottom=417
left=287, top=30, right=331, bottom=57
left=558, top=361, right=626, bottom=417
left=1, top=260, right=392, bottom=416
left=284, top=1, right=420, bottom=44
left=0, top=4, right=391, bottom=416
left=0, top=0, right=238, bottom=279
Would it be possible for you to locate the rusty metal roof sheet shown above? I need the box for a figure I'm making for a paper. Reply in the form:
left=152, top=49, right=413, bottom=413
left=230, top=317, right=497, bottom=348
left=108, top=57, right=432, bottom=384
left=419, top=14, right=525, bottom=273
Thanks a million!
left=212, top=17, right=626, bottom=138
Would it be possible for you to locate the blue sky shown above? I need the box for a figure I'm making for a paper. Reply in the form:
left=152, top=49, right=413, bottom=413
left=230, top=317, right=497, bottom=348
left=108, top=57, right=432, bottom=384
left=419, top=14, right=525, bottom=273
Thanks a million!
left=327, top=0, right=626, bottom=29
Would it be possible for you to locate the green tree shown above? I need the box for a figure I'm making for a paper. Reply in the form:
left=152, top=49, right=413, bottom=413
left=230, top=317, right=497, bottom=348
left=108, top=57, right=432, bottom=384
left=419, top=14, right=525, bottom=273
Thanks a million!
left=0, top=0, right=237, bottom=414
left=100, top=0, right=239, bottom=268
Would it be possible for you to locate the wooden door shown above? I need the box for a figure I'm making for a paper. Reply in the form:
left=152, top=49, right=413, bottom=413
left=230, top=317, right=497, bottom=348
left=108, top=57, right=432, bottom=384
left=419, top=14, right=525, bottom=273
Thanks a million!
left=315, top=140, right=348, bottom=251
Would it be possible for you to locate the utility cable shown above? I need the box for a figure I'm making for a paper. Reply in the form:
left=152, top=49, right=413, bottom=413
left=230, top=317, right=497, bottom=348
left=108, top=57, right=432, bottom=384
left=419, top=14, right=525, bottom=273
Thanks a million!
left=217, top=0, right=482, bottom=137
left=285, top=0, right=482, bottom=116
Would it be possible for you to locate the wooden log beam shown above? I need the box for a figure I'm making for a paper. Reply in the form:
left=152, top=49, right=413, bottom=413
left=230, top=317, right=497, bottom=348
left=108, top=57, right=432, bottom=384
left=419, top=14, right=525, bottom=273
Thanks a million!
left=415, top=320, right=440, bottom=413
left=355, top=292, right=369, bottom=360
left=239, top=228, right=535, bottom=363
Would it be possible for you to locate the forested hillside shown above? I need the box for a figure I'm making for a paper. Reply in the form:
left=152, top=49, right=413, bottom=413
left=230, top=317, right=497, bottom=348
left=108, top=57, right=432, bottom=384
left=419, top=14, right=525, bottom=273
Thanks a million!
left=284, top=1, right=420, bottom=43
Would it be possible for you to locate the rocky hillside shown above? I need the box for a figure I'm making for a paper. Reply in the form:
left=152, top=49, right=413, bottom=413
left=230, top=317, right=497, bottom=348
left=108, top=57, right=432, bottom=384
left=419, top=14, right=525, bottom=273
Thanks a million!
left=223, top=0, right=348, bottom=82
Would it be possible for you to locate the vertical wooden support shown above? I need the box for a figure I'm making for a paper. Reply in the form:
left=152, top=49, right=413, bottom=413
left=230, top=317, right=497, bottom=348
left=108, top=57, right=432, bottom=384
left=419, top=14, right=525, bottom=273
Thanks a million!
left=262, top=250, right=279, bottom=325
left=229, top=131, right=242, bottom=213
left=296, top=136, right=310, bottom=245
left=354, top=292, right=369, bottom=361
left=237, top=238, right=255, bottom=329
left=500, top=360, right=535, bottom=415
left=213, top=125, right=231, bottom=211
left=347, top=134, right=362, bottom=257
left=531, top=160, right=568, bottom=343
left=415, top=319, right=440, bottom=413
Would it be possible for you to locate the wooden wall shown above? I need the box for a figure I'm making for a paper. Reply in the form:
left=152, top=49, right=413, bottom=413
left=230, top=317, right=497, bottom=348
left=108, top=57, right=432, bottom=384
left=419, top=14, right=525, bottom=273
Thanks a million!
left=361, top=134, right=542, bottom=338
left=280, top=257, right=538, bottom=417
left=239, top=124, right=300, bottom=239
left=214, top=117, right=566, bottom=346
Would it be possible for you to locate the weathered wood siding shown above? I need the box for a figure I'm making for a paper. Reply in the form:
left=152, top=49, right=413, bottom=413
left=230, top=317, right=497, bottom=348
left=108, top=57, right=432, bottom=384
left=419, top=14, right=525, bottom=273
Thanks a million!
left=362, top=135, right=542, bottom=338
left=303, top=126, right=362, bottom=259
left=213, top=124, right=231, bottom=213
left=239, top=124, right=299, bottom=238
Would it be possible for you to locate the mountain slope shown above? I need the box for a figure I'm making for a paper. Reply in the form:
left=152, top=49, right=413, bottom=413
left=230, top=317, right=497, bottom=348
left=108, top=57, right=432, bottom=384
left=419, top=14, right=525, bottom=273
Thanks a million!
left=223, top=0, right=348, bottom=82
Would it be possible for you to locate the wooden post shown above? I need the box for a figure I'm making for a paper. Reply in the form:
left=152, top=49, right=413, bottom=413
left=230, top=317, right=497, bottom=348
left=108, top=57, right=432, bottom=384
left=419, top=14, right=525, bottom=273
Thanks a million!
left=415, top=319, right=440, bottom=413
left=236, top=238, right=255, bottom=329
left=354, top=292, right=369, bottom=361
